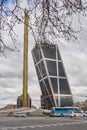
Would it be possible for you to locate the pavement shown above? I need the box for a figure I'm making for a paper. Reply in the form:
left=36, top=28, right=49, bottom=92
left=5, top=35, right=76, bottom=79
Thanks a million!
left=0, top=116, right=87, bottom=130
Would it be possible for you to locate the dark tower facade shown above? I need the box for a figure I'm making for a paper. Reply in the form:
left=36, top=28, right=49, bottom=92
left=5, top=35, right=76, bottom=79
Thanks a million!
left=32, top=42, right=74, bottom=109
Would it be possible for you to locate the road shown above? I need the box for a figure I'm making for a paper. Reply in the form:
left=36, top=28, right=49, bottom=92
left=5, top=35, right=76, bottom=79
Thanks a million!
left=0, top=116, right=87, bottom=130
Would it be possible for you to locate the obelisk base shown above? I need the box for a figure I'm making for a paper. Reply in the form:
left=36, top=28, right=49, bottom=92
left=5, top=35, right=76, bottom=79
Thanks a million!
left=17, top=94, right=31, bottom=108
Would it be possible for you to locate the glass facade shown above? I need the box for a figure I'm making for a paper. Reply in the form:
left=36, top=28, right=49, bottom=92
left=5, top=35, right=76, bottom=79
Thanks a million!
left=46, top=60, right=57, bottom=76
left=59, top=78, right=71, bottom=94
left=42, top=45, right=56, bottom=59
left=58, top=62, right=66, bottom=77
left=32, top=43, right=74, bottom=109
left=38, top=61, right=46, bottom=77
left=60, top=96, right=73, bottom=107
left=50, top=78, right=58, bottom=94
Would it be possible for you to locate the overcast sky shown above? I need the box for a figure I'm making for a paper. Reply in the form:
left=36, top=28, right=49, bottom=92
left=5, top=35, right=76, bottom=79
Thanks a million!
left=0, top=0, right=87, bottom=108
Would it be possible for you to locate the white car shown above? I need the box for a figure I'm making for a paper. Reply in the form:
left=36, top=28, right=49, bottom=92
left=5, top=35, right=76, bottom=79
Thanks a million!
left=70, top=111, right=83, bottom=117
left=82, top=111, right=87, bottom=117
left=14, top=112, right=26, bottom=117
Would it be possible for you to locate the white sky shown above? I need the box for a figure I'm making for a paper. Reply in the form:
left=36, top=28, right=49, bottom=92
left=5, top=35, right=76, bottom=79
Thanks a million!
left=0, top=0, right=87, bottom=108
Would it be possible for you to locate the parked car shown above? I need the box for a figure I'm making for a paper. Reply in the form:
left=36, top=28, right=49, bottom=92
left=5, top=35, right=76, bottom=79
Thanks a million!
left=82, top=111, right=87, bottom=117
left=70, top=111, right=84, bottom=117
left=14, top=112, right=26, bottom=117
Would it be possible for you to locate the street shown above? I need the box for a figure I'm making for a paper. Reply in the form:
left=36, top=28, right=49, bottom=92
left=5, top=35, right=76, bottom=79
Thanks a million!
left=0, top=116, right=87, bottom=130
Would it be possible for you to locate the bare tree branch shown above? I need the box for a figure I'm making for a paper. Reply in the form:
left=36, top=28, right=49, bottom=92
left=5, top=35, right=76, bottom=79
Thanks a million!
left=0, top=0, right=87, bottom=53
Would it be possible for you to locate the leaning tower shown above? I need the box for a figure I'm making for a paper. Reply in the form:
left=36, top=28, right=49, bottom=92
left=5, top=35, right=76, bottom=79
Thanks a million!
left=32, top=42, right=74, bottom=109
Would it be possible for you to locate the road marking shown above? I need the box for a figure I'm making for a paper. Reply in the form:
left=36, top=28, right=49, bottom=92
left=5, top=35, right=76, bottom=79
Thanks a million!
left=0, top=120, right=87, bottom=130
left=29, top=126, right=36, bottom=128
left=52, top=124, right=57, bottom=126
left=37, top=125, right=44, bottom=128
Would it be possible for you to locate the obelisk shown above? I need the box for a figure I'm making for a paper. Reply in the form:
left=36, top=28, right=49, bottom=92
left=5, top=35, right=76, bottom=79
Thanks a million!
left=22, top=8, right=29, bottom=107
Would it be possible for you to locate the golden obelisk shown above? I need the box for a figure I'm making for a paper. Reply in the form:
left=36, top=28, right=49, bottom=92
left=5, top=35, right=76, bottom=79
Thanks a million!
left=17, top=9, right=31, bottom=108
left=22, top=8, right=29, bottom=107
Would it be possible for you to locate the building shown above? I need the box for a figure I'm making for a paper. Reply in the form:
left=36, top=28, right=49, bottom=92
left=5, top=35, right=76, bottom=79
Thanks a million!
left=32, top=42, right=74, bottom=109
left=0, top=104, right=17, bottom=110
left=75, top=99, right=87, bottom=111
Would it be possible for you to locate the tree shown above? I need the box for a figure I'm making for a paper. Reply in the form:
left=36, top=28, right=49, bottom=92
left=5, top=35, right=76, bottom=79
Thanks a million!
left=0, top=0, right=87, bottom=53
